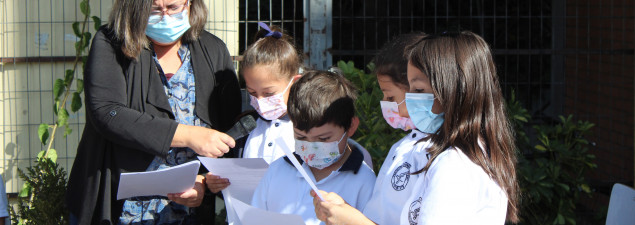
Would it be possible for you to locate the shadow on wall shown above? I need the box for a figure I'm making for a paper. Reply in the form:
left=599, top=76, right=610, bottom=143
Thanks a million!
left=3, top=143, right=17, bottom=193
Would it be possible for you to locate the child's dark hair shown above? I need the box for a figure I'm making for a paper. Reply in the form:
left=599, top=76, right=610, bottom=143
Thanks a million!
left=239, top=24, right=302, bottom=80
left=287, top=70, right=358, bottom=132
left=406, top=31, right=519, bottom=223
left=373, top=32, right=427, bottom=89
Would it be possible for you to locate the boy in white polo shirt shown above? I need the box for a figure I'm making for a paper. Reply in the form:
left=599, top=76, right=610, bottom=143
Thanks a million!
left=251, top=70, right=376, bottom=225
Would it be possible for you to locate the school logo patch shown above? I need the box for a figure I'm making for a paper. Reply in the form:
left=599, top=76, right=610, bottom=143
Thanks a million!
left=391, top=162, right=411, bottom=191
left=408, top=197, right=422, bottom=225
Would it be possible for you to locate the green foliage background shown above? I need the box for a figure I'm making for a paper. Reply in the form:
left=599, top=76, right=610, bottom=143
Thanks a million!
left=507, top=93, right=598, bottom=225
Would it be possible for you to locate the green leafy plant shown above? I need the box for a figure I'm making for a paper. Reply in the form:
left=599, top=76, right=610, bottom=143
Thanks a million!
left=10, top=160, right=68, bottom=225
left=10, top=1, right=101, bottom=224
left=507, top=92, right=597, bottom=225
left=337, top=60, right=407, bottom=172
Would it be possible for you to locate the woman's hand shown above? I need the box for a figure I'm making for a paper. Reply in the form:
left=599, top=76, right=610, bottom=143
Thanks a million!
left=311, top=190, right=376, bottom=225
left=173, top=124, right=236, bottom=158
left=168, top=175, right=206, bottom=207
left=205, top=172, right=230, bottom=193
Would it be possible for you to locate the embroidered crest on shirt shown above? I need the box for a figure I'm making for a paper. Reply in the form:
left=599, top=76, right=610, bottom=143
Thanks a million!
left=408, top=197, right=422, bottom=225
left=391, top=162, right=411, bottom=191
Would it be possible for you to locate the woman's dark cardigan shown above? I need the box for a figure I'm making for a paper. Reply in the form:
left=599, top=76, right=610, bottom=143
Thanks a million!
left=65, top=26, right=241, bottom=225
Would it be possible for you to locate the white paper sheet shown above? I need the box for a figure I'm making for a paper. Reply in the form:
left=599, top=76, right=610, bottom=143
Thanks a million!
left=222, top=189, right=242, bottom=225
left=197, top=157, right=269, bottom=203
left=276, top=137, right=325, bottom=201
left=116, top=160, right=200, bottom=200
left=229, top=194, right=305, bottom=225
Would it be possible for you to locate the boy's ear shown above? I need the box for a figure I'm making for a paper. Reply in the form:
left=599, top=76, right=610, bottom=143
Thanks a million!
left=347, top=117, right=360, bottom=137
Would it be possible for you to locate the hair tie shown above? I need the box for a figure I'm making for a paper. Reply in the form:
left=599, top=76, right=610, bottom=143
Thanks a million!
left=258, top=22, right=283, bottom=39
left=328, top=66, right=344, bottom=77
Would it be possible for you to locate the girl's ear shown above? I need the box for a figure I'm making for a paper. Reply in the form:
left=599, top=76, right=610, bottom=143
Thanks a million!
left=347, top=117, right=360, bottom=137
left=292, top=74, right=302, bottom=82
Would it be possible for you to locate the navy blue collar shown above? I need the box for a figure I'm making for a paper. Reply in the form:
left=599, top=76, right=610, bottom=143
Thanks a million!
left=283, top=143, right=364, bottom=174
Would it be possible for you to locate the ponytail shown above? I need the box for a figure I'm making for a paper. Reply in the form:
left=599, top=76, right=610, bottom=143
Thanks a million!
left=240, top=23, right=302, bottom=80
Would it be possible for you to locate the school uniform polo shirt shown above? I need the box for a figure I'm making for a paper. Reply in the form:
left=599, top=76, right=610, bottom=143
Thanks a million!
left=363, top=129, right=431, bottom=224
left=348, top=139, right=374, bottom=169
left=251, top=146, right=376, bottom=225
left=400, top=148, right=508, bottom=225
left=243, top=115, right=295, bottom=164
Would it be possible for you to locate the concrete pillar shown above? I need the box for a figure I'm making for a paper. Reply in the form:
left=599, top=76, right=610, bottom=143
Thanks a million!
left=303, top=0, right=332, bottom=70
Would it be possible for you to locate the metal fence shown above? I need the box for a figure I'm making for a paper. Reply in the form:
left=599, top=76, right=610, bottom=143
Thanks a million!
left=332, top=0, right=563, bottom=120
left=239, top=0, right=304, bottom=54
left=0, top=0, right=111, bottom=194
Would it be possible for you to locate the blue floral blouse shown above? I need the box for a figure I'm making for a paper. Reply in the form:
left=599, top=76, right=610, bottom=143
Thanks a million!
left=119, top=44, right=204, bottom=225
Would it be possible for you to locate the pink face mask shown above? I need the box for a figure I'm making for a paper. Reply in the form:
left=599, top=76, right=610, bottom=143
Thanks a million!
left=380, top=100, right=414, bottom=131
left=249, top=79, right=293, bottom=120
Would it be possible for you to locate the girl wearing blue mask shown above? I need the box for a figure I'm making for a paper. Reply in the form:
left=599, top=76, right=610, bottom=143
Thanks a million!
left=66, top=0, right=242, bottom=224
left=312, top=31, right=520, bottom=225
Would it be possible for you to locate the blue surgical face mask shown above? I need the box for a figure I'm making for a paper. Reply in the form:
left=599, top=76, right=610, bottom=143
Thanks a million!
left=405, top=92, right=444, bottom=134
left=145, top=9, right=191, bottom=44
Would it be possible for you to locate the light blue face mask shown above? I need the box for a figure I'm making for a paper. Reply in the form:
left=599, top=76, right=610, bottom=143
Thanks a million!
left=405, top=92, right=444, bottom=134
left=145, top=9, right=191, bottom=44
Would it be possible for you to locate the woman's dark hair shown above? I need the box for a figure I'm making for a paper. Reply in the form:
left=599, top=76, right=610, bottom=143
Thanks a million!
left=373, top=32, right=427, bottom=89
left=287, top=70, right=357, bottom=132
left=239, top=24, right=302, bottom=81
left=108, top=0, right=208, bottom=59
left=406, top=31, right=520, bottom=223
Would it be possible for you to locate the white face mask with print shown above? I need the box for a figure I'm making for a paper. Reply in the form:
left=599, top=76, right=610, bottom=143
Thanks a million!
left=294, top=132, right=347, bottom=170
left=249, top=79, right=293, bottom=120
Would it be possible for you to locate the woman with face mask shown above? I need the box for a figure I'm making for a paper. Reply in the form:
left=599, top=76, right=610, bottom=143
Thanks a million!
left=65, top=0, right=242, bottom=224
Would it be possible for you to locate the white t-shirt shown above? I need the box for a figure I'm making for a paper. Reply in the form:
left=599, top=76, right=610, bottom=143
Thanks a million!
left=252, top=147, right=376, bottom=225
left=0, top=175, right=8, bottom=218
left=243, top=116, right=295, bottom=164
left=363, top=129, right=430, bottom=224
left=400, top=148, right=508, bottom=225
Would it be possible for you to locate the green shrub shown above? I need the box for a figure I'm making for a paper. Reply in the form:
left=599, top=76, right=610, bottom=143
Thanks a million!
left=10, top=158, right=68, bottom=225
left=507, top=92, right=597, bottom=225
